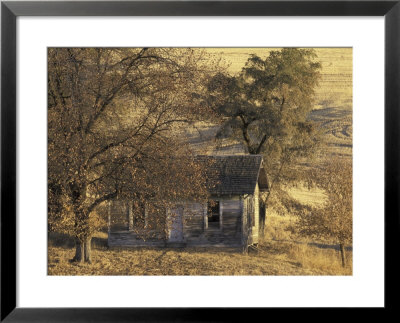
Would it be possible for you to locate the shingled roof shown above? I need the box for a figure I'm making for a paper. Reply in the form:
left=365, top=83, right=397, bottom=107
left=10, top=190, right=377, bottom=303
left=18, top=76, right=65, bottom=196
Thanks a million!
left=196, top=155, right=269, bottom=196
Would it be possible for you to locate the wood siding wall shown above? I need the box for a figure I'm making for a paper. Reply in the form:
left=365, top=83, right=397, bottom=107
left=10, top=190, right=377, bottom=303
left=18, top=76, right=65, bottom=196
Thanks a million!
left=108, top=200, right=166, bottom=247
left=108, top=193, right=260, bottom=248
left=182, top=198, right=242, bottom=247
left=182, top=201, right=206, bottom=244
left=241, top=186, right=259, bottom=246
left=253, top=184, right=260, bottom=244
left=242, top=196, right=249, bottom=247
left=109, top=231, right=166, bottom=247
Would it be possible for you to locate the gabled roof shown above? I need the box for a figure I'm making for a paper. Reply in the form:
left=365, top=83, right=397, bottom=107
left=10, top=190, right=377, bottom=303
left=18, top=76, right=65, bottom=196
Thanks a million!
left=196, top=155, right=269, bottom=196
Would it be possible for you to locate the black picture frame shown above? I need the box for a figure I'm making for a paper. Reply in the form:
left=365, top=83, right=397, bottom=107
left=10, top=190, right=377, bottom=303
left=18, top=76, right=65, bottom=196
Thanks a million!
left=1, top=1, right=399, bottom=321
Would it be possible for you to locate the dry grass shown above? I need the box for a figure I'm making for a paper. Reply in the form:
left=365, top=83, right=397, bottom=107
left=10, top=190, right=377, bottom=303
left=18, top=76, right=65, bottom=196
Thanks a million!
left=48, top=243, right=340, bottom=276
left=48, top=226, right=352, bottom=276
left=285, top=243, right=352, bottom=275
left=263, top=211, right=297, bottom=241
left=286, top=184, right=327, bottom=208
left=261, top=210, right=352, bottom=276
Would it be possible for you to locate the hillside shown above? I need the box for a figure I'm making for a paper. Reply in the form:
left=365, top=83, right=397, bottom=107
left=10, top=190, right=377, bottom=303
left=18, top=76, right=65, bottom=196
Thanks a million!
left=202, top=48, right=353, bottom=159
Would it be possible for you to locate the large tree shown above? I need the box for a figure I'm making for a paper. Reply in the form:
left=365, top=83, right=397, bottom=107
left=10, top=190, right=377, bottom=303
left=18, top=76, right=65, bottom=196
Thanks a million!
left=48, top=48, right=219, bottom=263
left=207, top=48, right=322, bottom=231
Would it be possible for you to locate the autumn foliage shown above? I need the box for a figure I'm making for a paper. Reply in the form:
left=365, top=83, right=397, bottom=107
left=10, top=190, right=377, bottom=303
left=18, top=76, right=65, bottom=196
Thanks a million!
left=48, top=48, right=221, bottom=263
left=295, top=157, right=352, bottom=266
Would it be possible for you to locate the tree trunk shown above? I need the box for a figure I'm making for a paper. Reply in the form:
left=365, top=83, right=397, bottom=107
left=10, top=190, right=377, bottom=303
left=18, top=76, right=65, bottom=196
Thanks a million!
left=72, top=237, right=92, bottom=263
left=72, top=239, right=84, bottom=263
left=84, top=237, right=92, bottom=264
left=71, top=207, right=93, bottom=264
left=339, top=243, right=346, bottom=267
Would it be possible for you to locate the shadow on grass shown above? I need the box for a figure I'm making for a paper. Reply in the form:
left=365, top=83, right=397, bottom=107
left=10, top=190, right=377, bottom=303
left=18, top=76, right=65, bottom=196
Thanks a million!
left=48, top=232, right=75, bottom=249
left=308, top=242, right=352, bottom=252
left=264, top=238, right=353, bottom=252
left=92, top=236, right=108, bottom=249
left=48, top=232, right=108, bottom=250
left=258, top=242, right=291, bottom=255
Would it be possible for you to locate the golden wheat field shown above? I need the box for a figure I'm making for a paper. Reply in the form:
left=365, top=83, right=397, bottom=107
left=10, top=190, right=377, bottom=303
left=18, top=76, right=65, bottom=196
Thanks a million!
left=205, top=48, right=352, bottom=159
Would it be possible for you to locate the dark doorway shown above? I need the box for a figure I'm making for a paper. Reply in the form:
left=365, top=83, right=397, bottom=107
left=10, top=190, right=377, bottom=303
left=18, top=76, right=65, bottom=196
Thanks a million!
left=207, top=200, right=220, bottom=228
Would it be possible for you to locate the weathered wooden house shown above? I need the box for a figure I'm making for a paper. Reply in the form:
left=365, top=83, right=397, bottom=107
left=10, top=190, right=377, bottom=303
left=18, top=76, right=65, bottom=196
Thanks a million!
left=108, top=155, right=269, bottom=249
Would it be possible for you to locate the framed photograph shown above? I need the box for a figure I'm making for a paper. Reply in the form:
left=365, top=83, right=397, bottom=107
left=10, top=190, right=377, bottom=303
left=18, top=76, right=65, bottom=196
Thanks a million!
left=1, top=0, right=398, bottom=321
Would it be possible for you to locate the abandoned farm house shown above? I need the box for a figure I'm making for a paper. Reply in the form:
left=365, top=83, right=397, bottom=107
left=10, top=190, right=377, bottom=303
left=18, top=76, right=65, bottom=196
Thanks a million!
left=108, top=155, right=269, bottom=249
